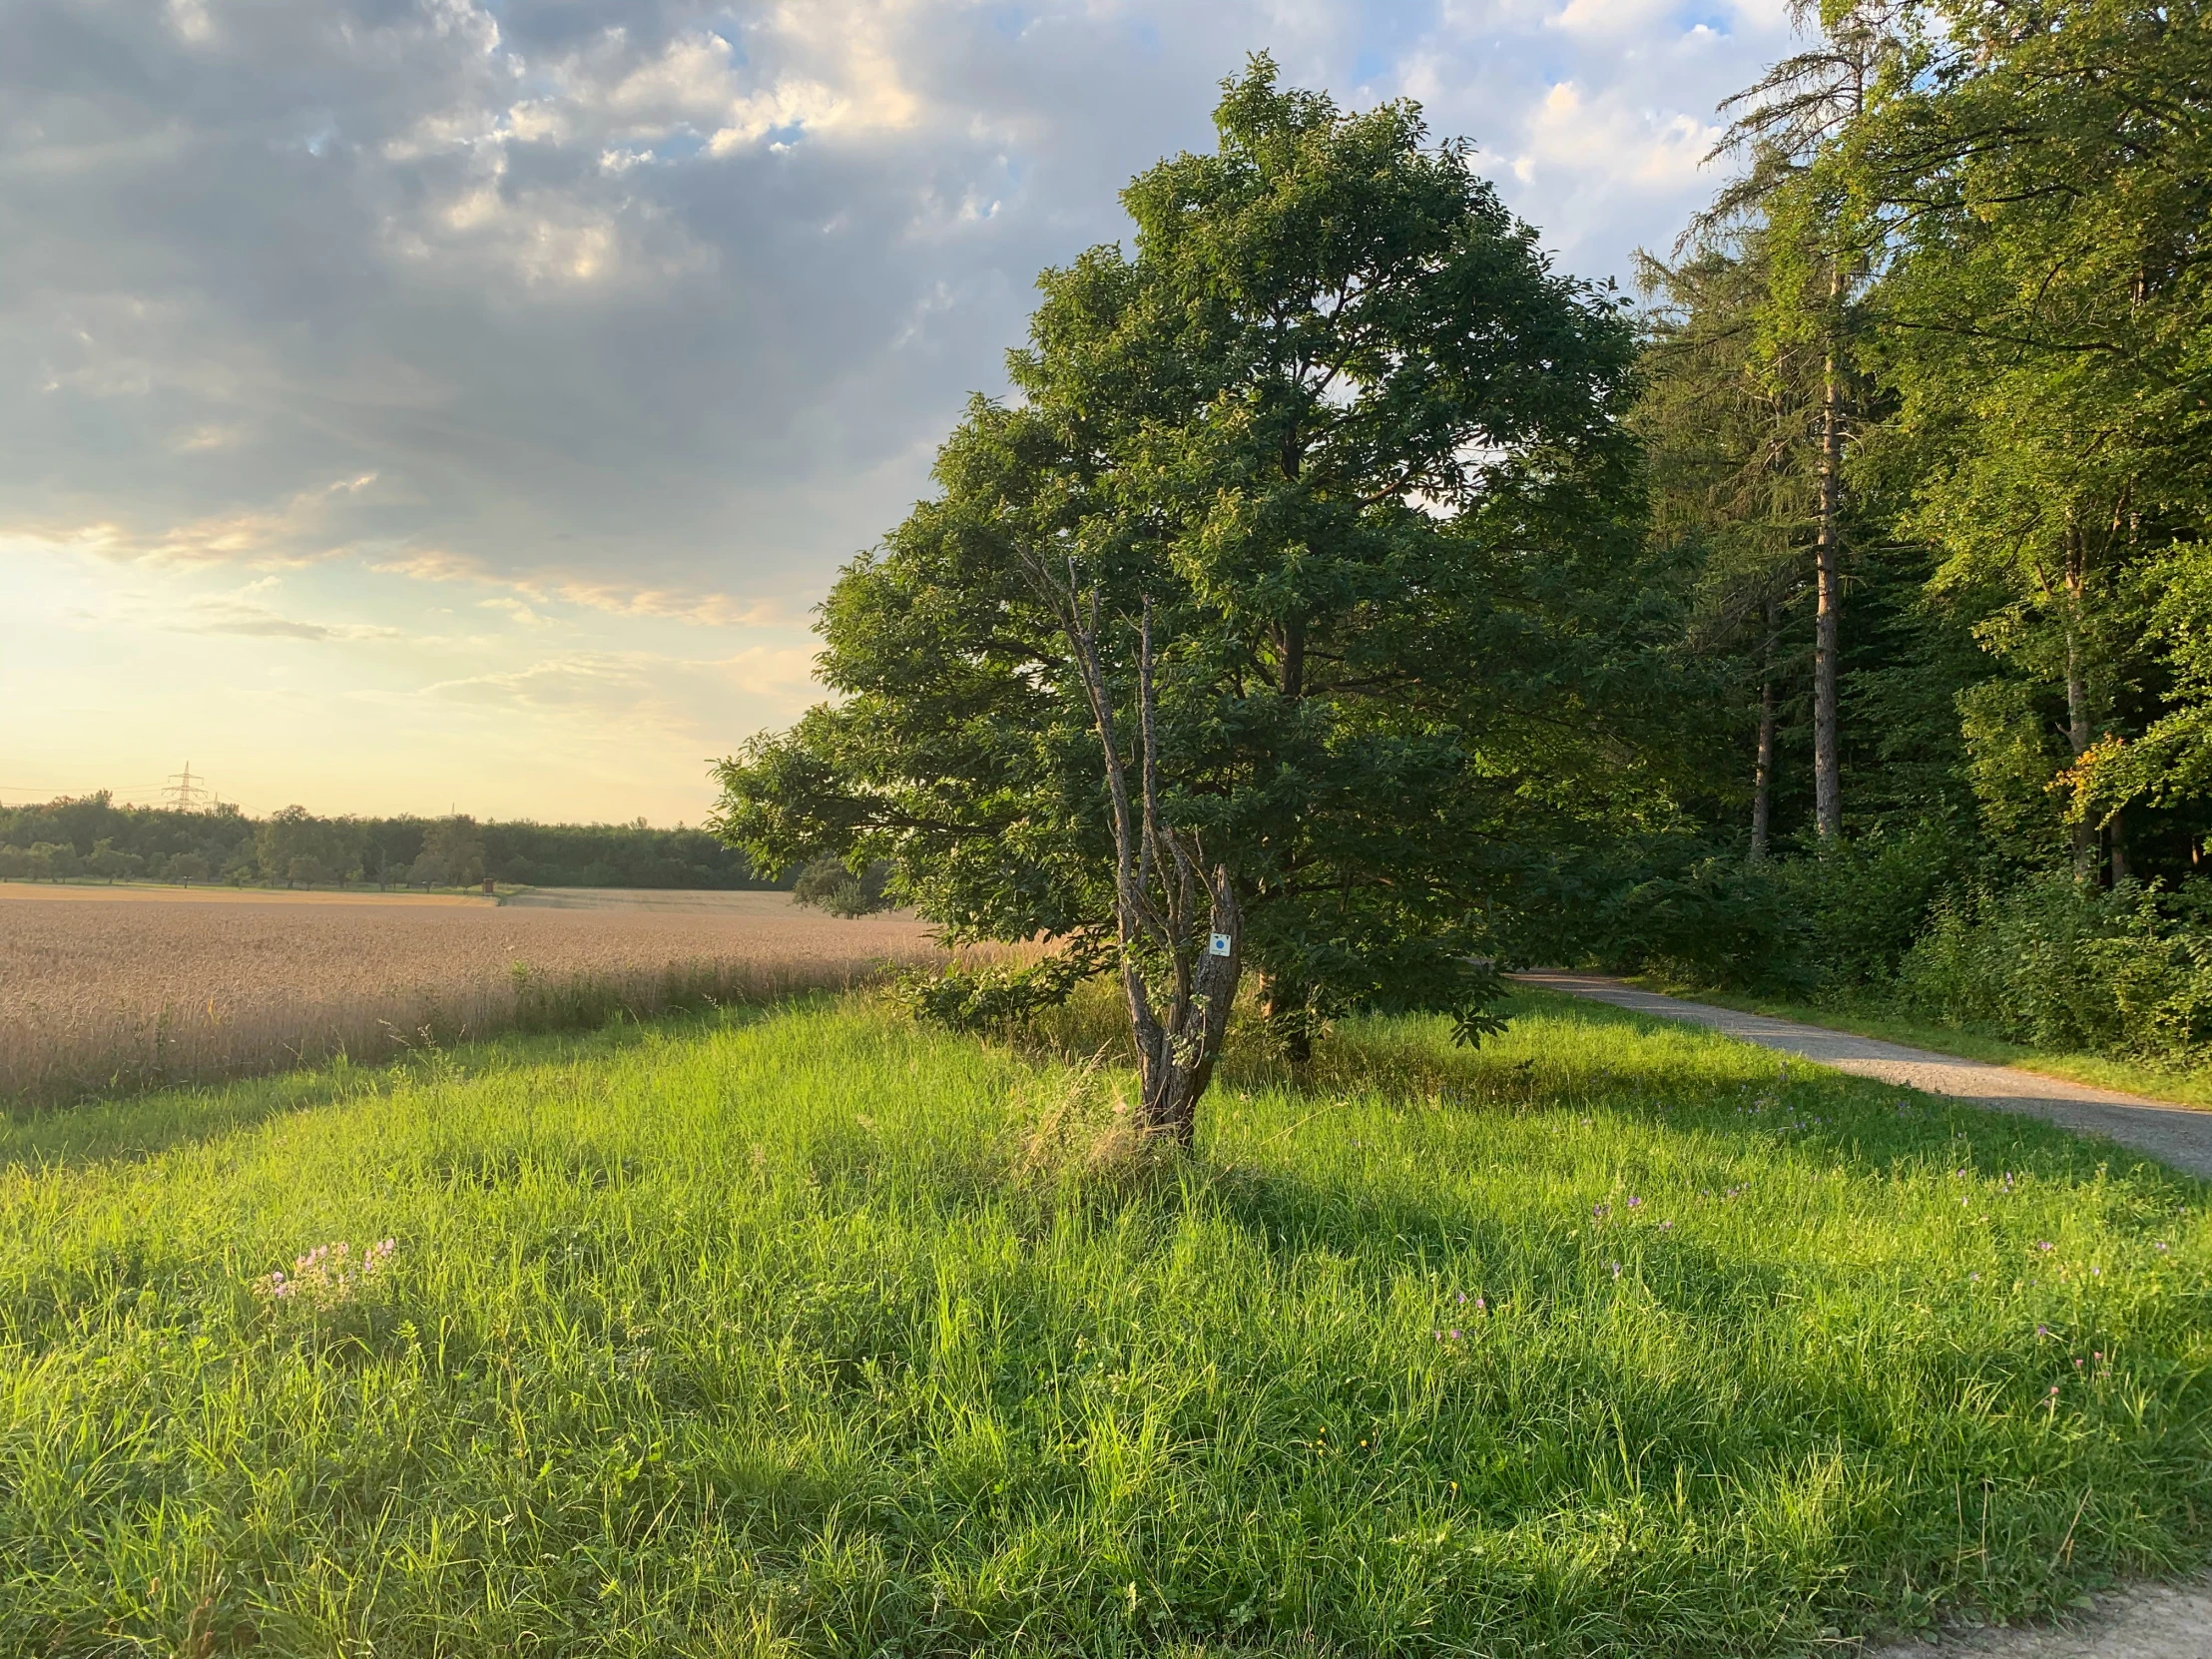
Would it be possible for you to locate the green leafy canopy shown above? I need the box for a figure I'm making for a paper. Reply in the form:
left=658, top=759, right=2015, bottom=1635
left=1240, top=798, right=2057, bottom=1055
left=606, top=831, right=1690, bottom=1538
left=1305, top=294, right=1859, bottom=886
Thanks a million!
left=714, top=57, right=1678, bottom=1062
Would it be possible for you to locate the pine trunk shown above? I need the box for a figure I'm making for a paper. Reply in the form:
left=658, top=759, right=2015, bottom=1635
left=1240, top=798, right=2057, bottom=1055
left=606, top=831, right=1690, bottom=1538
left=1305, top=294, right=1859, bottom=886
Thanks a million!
left=2061, top=514, right=2099, bottom=881
left=2065, top=622, right=2097, bottom=881
left=1751, top=608, right=1777, bottom=863
left=1813, top=267, right=1845, bottom=843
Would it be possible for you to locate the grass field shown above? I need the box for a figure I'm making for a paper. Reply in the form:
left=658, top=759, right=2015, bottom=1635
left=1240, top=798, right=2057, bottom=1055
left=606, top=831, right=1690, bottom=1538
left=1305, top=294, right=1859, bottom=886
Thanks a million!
left=0, top=885, right=939, bottom=1105
left=1624, top=976, right=2212, bottom=1110
left=2, top=987, right=2206, bottom=1656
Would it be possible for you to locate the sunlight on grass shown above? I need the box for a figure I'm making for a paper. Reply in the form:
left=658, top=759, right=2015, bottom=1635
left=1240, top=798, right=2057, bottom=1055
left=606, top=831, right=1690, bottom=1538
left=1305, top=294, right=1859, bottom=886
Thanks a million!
left=1, top=992, right=2206, bottom=1655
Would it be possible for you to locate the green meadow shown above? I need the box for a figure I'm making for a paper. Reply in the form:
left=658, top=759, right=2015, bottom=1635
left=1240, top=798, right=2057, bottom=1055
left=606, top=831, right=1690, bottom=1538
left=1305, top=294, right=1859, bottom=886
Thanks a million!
left=3, top=992, right=2208, bottom=1656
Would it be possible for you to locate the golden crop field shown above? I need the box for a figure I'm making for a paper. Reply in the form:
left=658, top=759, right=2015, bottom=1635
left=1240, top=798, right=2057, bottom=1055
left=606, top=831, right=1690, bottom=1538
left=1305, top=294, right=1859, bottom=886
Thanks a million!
left=0, top=884, right=944, bottom=1104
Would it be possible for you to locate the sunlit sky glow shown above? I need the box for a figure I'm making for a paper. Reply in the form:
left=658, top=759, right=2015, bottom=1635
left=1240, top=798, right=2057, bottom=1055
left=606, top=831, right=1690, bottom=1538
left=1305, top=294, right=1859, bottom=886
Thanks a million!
left=1, top=0, right=1796, bottom=824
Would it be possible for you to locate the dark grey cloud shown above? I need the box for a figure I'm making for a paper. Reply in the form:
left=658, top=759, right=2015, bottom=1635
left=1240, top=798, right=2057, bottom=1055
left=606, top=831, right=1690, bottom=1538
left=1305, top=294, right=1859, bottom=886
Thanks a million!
left=0, top=0, right=1795, bottom=610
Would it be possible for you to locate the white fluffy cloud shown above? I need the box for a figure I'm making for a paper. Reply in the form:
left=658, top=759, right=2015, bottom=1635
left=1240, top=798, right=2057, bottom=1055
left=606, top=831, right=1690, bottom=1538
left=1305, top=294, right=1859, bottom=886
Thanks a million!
left=0, top=0, right=1797, bottom=818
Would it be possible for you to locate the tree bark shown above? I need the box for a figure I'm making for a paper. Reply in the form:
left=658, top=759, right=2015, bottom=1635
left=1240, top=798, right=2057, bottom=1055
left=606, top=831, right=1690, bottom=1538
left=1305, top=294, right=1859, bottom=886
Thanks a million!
left=1056, top=588, right=1242, bottom=1146
left=1751, top=603, right=1778, bottom=863
left=1813, top=263, right=1846, bottom=843
left=1279, top=618, right=1306, bottom=701
left=2062, top=522, right=2098, bottom=882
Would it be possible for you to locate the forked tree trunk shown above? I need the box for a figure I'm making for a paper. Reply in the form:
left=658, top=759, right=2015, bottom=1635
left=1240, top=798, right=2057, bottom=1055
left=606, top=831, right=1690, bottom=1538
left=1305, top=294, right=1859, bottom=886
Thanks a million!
left=1130, top=879, right=1242, bottom=1143
left=1054, top=587, right=1242, bottom=1147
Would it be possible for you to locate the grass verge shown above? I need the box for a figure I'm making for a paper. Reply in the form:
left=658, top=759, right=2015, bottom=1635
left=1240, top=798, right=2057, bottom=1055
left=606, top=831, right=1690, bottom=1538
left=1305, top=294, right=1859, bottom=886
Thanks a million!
left=1624, top=975, right=2212, bottom=1110
left=2, top=989, right=2208, bottom=1656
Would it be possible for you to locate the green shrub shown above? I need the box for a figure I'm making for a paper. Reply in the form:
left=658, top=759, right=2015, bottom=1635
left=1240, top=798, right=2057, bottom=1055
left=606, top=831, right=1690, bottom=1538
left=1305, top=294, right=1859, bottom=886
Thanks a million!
left=1769, top=821, right=1974, bottom=992
left=1897, top=874, right=2212, bottom=1063
left=1595, top=851, right=1810, bottom=991
left=793, top=854, right=895, bottom=917
left=1593, top=820, right=1968, bottom=997
left=889, top=941, right=1109, bottom=1033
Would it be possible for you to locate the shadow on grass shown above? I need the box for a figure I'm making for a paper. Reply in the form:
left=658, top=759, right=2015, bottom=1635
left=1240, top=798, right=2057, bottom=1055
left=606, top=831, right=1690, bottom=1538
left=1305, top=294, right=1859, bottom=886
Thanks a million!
left=979, top=985, right=2206, bottom=1250
left=1518, top=989, right=2210, bottom=1198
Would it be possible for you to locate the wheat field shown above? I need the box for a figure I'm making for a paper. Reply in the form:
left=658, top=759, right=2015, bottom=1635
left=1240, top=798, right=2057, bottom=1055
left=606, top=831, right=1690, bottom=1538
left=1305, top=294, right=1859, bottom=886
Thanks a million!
left=0, top=884, right=943, bottom=1105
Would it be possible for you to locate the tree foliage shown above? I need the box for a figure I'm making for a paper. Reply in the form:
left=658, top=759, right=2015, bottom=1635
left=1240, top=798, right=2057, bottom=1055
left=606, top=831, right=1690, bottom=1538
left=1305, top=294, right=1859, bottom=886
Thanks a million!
left=0, top=797, right=769, bottom=890
left=716, top=59, right=1675, bottom=1132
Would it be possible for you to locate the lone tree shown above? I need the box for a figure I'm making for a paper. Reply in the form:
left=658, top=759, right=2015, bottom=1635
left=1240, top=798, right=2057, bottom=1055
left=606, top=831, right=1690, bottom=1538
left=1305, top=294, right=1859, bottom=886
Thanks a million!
left=715, top=60, right=1649, bottom=1142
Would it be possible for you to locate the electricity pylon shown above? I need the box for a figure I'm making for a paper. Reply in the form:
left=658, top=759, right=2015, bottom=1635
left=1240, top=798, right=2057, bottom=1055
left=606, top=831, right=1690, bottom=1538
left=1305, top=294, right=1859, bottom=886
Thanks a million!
left=162, top=763, right=214, bottom=813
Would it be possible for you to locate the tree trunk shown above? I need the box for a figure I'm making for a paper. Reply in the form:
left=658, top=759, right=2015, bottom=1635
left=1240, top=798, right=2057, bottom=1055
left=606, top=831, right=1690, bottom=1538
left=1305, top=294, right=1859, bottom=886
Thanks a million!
left=1057, top=589, right=1242, bottom=1147
left=1813, top=264, right=1846, bottom=843
left=1279, top=618, right=1306, bottom=701
left=1129, top=880, right=1242, bottom=1145
left=2052, top=606, right=2087, bottom=884
left=1751, top=605, right=1777, bottom=863
left=2108, top=808, right=2128, bottom=884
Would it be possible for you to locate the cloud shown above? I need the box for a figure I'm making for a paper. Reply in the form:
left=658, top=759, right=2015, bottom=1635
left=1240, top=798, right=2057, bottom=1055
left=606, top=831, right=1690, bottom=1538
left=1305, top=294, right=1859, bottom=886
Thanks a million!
left=170, top=595, right=404, bottom=641
left=9, top=476, right=383, bottom=570
left=424, top=643, right=814, bottom=731
left=0, top=0, right=1803, bottom=817
left=2, top=0, right=1797, bottom=604
left=1511, top=81, right=1719, bottom=192
left=371, top=548, right=791, bottom=627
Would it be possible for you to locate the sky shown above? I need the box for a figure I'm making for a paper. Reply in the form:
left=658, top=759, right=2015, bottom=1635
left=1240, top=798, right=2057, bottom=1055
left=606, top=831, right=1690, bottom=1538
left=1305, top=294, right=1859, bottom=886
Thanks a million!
left=0, top=0, right=1797, bottom=825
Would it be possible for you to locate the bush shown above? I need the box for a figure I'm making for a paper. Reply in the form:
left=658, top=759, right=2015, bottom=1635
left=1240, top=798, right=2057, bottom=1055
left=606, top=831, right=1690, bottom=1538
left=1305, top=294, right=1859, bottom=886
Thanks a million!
left=1768, top=821, right=1975, bottom=993
left=1594, top=852, right=1810, bottom=992
left=1594, top=821, right=1974, bottom=999
left=888, top=945, right=1107, bottom=1034
left=1895, top=874, right=2212, bottom=1063
left=793, top=855, right=894, bottom=918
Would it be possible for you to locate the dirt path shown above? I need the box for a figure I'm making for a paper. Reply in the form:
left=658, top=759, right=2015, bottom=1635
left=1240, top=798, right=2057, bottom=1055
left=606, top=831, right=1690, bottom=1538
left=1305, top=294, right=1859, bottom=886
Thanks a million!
left=1514, top=972, right=2212, bottom=1180
left=1863, top=1580, right=2212, bottom=1656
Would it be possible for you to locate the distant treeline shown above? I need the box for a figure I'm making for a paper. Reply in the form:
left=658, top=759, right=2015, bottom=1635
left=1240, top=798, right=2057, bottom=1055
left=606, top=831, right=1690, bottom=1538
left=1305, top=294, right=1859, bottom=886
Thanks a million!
left=0, top=795, right=773, bottom=890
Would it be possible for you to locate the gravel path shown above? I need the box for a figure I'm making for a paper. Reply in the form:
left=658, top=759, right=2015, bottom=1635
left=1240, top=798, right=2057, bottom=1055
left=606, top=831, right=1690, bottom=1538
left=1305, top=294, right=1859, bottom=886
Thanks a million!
left=1517, top=972, right=2212, bottom=1657
left=1862, top=1582, right=2212, bottom=1657
left=1513, top=972, right=2212, bottom=1180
